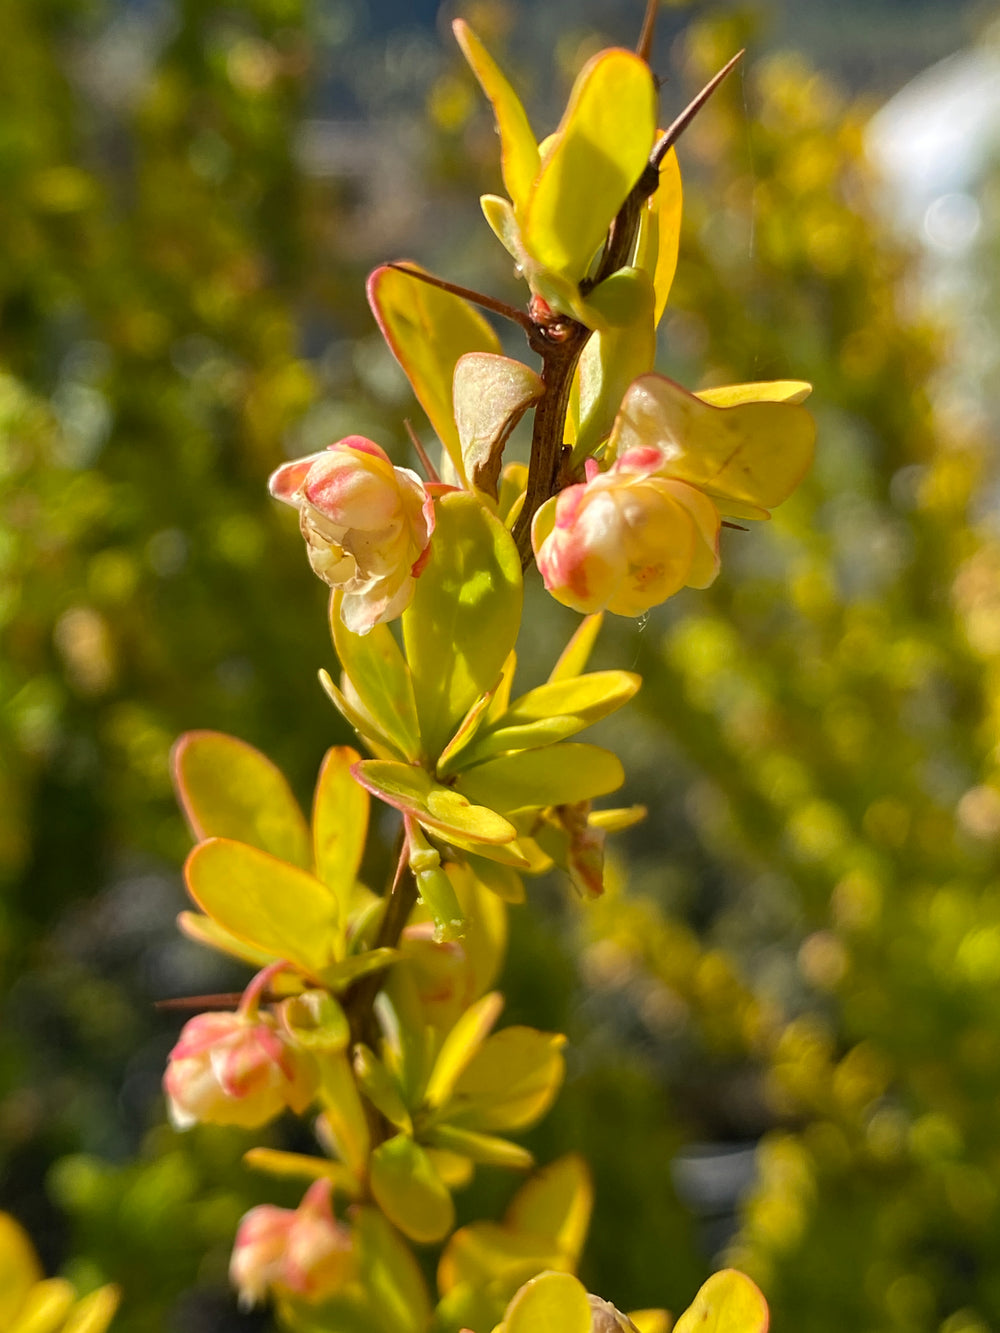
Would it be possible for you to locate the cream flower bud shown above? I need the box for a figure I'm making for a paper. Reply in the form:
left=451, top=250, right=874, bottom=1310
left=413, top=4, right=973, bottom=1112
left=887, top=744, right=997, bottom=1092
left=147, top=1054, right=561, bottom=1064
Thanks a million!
left=269, top=435, right=435, bottom=635
left=163, top=1008, right=317, bottom=1130
left=230, top=1180, right=354, bottom=1309
left=531, top=450, right=720, bottom=617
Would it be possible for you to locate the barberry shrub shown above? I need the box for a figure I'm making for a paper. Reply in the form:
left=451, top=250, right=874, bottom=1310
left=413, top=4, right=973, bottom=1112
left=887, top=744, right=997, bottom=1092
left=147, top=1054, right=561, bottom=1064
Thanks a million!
left=162, top=6, right=813, bottom=1331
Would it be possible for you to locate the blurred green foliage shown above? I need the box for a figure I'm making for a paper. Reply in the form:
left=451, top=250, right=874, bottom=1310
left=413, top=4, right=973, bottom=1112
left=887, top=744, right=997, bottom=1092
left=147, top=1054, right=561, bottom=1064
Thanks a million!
left=3, top=1, right=1000, bottom=1331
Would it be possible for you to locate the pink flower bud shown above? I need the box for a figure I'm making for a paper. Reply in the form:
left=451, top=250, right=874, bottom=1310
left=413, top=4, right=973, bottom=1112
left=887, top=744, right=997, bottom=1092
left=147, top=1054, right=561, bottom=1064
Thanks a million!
left=531, top=450, right=720, bottom=617
left=269, top=436, right=435, bottom=634
left=230, top=1180, right=354, bottom=1309
left=163, top=1009, right=317, bottom=1130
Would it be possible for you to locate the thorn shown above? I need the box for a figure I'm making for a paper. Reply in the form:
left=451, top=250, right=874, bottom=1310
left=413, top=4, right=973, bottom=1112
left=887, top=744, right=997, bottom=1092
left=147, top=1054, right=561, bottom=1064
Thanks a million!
left=404, top=418, right=441, bottom=483
left=636, top=0, right=658, bottom=64
left=155, top=991, right=282, bottom=1012
left=651, top=49, right=744, bottom=168
left=721, top=520, right=748, bottom=531
left=385, top=263, right=534, bottom=333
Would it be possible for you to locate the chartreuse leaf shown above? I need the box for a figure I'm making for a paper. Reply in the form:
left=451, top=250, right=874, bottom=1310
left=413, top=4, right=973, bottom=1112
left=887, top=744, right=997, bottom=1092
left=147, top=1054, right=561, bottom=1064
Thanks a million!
left=177, top=911, right=277, bottom=969
left=454, top=353, right=542, bottom=498
left=10, top=1277, right=74, bottom=1332
left=370, top=1135, right=455, bottom=1244
left=331, top=599, right=422, bottom=762
left=569, top=269, right=656, bottom=466
left=354, top=1045, right=413, bottom=1132
left=504, top=1155, right=592, bottom=1265
left=455, top=744, right=624, bottom=813
left=453, top=21, right=539, bottom=214
left=172, top=731, right=311, bottom=869
left=427, top=1148, right=474, bottom=1191
left=427, top=1123, right=533, bottom=1171
left=184, top=839, right=340, bottom=980
left=356, top=1206, right=432, bottom=1333
left=62, top=1287, right=121, bottom=1333
left=549, top=616, right=602, bottom=682
left=352, top=761, right=516, bottom=845
left=449, top=1027, right=566, bottom=1131
left=243, top=1149, right=362, bottom=1198
left=461, top=672, right=641, bottom=765
left=319, top=669, right=398, bottom=758
left=448, top=860, right=509, bottom=990
left=317, top=1054, right=370, bottom=1177
left=523, top=50, right=656, bottom=282
left=425, top=991, right=504, bottom=1110
left=479, top=195, right=588, bottom=326
left=403, top=492, right=522, bottom=759
left=313, top=746, right=369, bottom=895
left=634, top=145, right=682, bottom=327
left=464, top=851, right=526, bottom=905
left=696, top=380, right=813, bottom=407
left=629, top=1312, right=671, bottom=1333
left=436, top=685, right=499, bottom=779
left=438, top=1223, right=564, bottom=1297
left=503, top=1272, right=592, bottom=1333
left=367, top=265, right=500, bottom=482
left=282, top=990, right=350, bottom=1052
left=672, top=1271, right=769, bottom=1333
left=379, top=972, right=436, bottom=1108
left=609, top=373, right=816, bottom=520
left=0, top=1213, right=42, bottom=1326
left=319, top=950, right=399, bottom=993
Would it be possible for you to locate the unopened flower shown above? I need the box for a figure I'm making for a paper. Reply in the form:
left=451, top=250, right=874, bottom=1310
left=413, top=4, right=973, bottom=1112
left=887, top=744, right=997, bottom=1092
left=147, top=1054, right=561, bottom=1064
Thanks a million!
left=269, top=436, right=435, bottom=634
left=164, top=968, right=318, bottom=1129
left=531, top=451, right=720, bottom=617
left=230, top=1180, right=354, bottom=1308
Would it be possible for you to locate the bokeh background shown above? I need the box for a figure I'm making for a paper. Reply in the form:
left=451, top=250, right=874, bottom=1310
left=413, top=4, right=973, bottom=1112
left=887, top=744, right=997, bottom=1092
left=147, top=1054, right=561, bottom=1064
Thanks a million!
left=3, top=0, right=1000, bottom=1328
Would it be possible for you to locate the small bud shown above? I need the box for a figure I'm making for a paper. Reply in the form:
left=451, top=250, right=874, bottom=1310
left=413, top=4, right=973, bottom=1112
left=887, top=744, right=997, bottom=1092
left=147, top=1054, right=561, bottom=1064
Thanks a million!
left=588, top=1294, right=641, bottom=1333
left=269, top=436, right=435, bottom=634
left=163, top=1008, right=317, bottom=1130
left=531, top=450, right=720, bottom=618
left=230, top=1180, right=354, bottom=1308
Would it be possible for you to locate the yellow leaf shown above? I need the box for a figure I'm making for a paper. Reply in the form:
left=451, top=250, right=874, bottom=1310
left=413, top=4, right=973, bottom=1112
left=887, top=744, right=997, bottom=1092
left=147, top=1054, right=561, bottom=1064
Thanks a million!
left=370, top=1135, right=455, bottom=1244
left=629, top=1311, right=672, bottom=1333
left=330, top=600, right=422, bottom=762
left=367, top=264, right=501, bottom=482
left=312, top=746, right=369, bottom=895
left=633, top=145, right=682, bottom=327
left=176, top=911, right=277, bottom=969
left=184, top=839, right=340, bottom=981
left=352, top=760, right=517, bottom=845
left=696, top=380, right=813, bottom=407
left=172, top=731, right=311, bottom=869
left=609, top=373, right=816, bottom=519
left=316, top=1054, right=371, bottom=1177
left=243, top=1148, right=362, bottom=1197
left=453, top=21, right=539, bottom=215
left=61, top=1287, right=122, bottom=1333
left=425, top=991, right=504, bottom=1110
left=427, top=1123, right=534, bottom=1171
left=455, top=744, right=625, bottom=814
left=504, top=1155, right=593, bottom=1266
left=548, top=616, right=604, bottom=683
left=503, top=1272, right=592, bottom=1333
left=672, top=1271, right=769, bottom=1333
left=9, top=1278, right=74, bottom=1333
left=449, top=1027, right=566, bottom=1131
left=523, top=49, right=656, bottom=281
left=0, top=1213, right=43, bottom=1327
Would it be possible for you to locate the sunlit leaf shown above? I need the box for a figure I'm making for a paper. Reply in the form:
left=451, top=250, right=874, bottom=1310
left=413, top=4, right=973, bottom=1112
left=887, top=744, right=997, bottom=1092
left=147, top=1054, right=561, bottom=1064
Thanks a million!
left=455, top=744, right=625, bottom=813
left=354, top=1045, right=413, bottom=1133
left=504, top=1155, right=593, bottom=1266
left=634, top=145, right=682, bottom=326
left=330, top=600, right=423, bottom=762
left=503, top=1272, right=592, bottom=1333
left=402, top=493, right=523, bottom=759
left=588, top=805, right=647, bottom=832
left=9, top=1277, right=75, bottom=1333
left=523, top=49, right=656, bottom=281
left=318, top=949, right=398, bottom=993
left=453, top=21, right=539, bottom=214
left=184, top=839, right=340, bottom=980
left=672, top=1271, right=769, bottom=1333
left=62, top=1286, right=122, bottom=1333
left=462, top=672, right=641, bottom=764
left=425, top=991, right=504, bottom=1110
left=318, top=669, right=401, bottom=759
left=445, top=861, right=508, bottom=992
left=629, top=1311, right=672, bottom=1333
left=176, top=910, right=277, bottom=969
left=696, top=381, right=813, bottom=407
left=454, top=353, right=542, bottom=499
left=281, top=990, right=350, bottom=1052
left=243, top=1149, right=362, bottom=1197
left=548, top=616, right=603, bottom=683
left=312, top=746, right=369, bottom=897
left=367, top=264, right=500, bottom=482
left=352, top=760, right=517, bottom=845
left=436, top=685, right=499, bottom=779
left=316, top=1054, right=370, bottom=1177
left=448, top=1026, right=566, bottom=1130
left=609, top=373, right=816, bottom=520
left=426, top=1148, right=475, bottom=1191
left=355, top=1206, right=432, bottom=1333
left=0, top=1213, right=42, bottom=1326
left=172, top=731, right=311, bottom=869
left=428, top=1123, right=534, bottom=1171
left=438, top=1221, right=565, bottom=1297
left=462, top=851, right=526, bottom=905
left=370, top=1135, right=455, bottom=1244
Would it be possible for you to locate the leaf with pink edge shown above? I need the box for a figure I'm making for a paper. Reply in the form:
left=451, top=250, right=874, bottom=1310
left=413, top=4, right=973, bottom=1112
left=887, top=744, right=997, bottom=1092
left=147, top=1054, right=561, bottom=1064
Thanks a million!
left=672, top=1271, right=769, bottom=1333
left=172, top=731, right=311, bottom=869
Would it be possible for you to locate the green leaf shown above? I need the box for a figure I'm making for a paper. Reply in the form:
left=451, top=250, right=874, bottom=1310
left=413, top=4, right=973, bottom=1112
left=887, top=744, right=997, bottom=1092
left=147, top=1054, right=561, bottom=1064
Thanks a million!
left=461, top=672, right=641, bottom=764
left=403, top=492, right=523, bottom=759
left=184, top=839, right=340, bottom=980
left=319, top=669, right=401, bottom=759
left=313, top=746, right=369, bottom=894
left=672, top=1271, right=769, bottom=1333
left=318, top=950, right=398, bottom=994
left=352, top=760, right=517, bottom=845
left=427, top=1123, right=534, bottom=1171
left=317, top=1053, right=371, bottom=1176
left=370, top=1135, right=455, bottom=1244
left=523, top=49, right=656, bottom=281
left=448, top=1027, right=566, bottom=1131
left=436, top=685, right=499, bottom=779
left=504, top=1155, right=592, bottom=1265
left=367, top=264, right=501, bottom=482
left=172, top=731, right=311, bottom=869
left=438, top=1222, right=565, bottom=1298
left=503, top=1272, right=592, bottom=1333
left=331, top=600, right=423, bottom=762
left=608, top=373, right=816, bottom=519
left=356, top=1207, right=432, bottom=1333
left=354, top=1046, right=413, bottom=1133
left=455, top=744, right=625, bottom=813
left=453, top=21, right=539, bottom=215
left=425, top=991, right=504, bottom=1110
left=454, top=353, right=542, bottom=498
